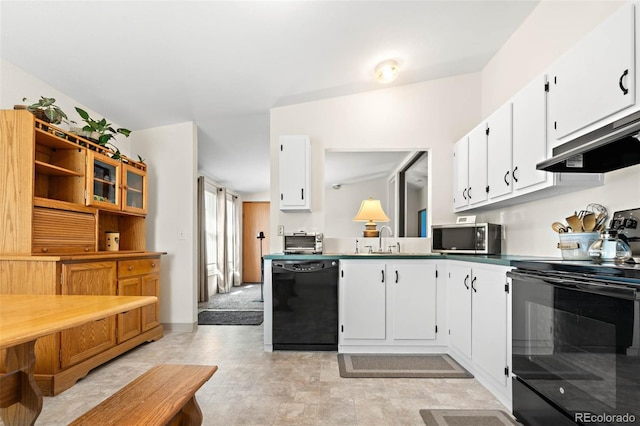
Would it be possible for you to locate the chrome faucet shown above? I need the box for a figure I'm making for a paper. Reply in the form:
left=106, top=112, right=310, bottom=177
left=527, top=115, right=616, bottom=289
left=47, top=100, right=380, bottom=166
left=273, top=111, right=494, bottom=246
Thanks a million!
left=378, top=225, right=393, bottom=252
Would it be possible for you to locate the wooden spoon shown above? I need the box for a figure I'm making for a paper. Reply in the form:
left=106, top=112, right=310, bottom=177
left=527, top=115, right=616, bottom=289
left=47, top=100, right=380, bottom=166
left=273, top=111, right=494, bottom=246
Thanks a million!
left=566, top=215, right=583, bottom=232
left=552, top=222, right=568, bottom=233
left=582, top=213, right=596, bottom=232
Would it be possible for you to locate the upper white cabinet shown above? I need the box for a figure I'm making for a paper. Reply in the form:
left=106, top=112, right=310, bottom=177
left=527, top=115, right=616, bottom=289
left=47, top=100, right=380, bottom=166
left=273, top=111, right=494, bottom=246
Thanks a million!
left=487, top=103, right=513, bottom=199
left=468, top=122, right=488, bottom=206
left=548, top=3, right=635, bottom=145
left=512, top=75, right=549, bottom=191
left=453, top=136, right=469, bottom=209
left=278, top=135, right=311, bottom=211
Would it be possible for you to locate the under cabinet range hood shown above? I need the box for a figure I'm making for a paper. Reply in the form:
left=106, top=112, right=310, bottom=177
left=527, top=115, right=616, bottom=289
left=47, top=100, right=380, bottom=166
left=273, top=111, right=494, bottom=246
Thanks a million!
left=537, top=109, right=640, bottom=173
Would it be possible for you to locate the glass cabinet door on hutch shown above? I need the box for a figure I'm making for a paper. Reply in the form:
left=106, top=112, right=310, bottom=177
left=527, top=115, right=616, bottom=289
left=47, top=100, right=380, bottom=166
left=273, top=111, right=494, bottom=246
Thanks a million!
left=87, top=152, right=121, bottom=210
left=123, top=164, right=147, bottom=214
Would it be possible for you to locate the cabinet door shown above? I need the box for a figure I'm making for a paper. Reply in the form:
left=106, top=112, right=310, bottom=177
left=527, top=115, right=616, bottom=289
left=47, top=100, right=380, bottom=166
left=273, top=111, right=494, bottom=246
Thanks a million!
left=471, top=268, right=508, bottom=387
left=391, top=262, right=437, bottom=340
left=122, top=164, right=147, bottom=214
left=548, top=3, right=635, bottom=143
left=60, top=261, right=117, bottom=368
left=141, top=273, right=161, bottom=331
left=512, top=75, right=549, bottom=191
left=340, top=261, right=386, bottom=340
left=278, top=135, right=311, bottom=211
left=487, top=103, right=513, bottom=199
left=87, top=151, right=121, bottom=210
left=447, top=264, right=472, bottom=358
left=468, top=123, right=488, bottom=206
left=117, top=277, right=141, bottom=343
left=453, top=136, right=469, bottom=209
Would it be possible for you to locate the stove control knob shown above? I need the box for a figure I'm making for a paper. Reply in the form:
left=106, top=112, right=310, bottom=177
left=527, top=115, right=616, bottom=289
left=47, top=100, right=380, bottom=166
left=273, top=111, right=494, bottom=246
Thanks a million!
left=624, top=218, right=637, bottom=229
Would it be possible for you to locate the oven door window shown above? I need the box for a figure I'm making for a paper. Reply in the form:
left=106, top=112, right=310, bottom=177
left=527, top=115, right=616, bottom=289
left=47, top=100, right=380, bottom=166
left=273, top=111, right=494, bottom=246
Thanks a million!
left=512, top=277, right=639, bottom=422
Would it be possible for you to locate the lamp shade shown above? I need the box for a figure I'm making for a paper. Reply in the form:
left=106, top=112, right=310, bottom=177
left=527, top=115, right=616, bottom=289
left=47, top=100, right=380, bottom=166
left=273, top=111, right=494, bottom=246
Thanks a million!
left=353, top=198, right=390, bottom=223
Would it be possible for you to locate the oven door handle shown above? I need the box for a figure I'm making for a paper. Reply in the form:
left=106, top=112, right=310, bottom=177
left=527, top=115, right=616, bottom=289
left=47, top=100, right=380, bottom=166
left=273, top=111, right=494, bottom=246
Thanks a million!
left=508, top=270, right=638, bottom=300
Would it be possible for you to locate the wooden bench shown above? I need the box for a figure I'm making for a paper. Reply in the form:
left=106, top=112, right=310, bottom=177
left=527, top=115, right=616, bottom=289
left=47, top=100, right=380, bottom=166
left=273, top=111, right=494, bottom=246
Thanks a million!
left=70, top=364, right=218, bottom=426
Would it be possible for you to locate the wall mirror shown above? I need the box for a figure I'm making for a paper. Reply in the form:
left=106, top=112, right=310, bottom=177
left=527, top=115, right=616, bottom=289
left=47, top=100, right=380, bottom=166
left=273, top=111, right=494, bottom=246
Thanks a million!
left=324, top=150, right=429, bottom=238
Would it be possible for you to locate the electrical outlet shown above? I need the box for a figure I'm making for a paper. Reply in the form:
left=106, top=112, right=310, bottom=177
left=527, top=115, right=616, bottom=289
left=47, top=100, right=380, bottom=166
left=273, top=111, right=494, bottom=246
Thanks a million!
left=278, top=225, right=284, bottom=236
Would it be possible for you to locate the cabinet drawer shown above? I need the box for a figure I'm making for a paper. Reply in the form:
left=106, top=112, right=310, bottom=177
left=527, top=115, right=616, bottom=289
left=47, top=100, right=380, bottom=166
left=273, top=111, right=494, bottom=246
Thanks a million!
left=118, top=258, right=160, bottom=278
left=33, top=207, right=96, bottom=254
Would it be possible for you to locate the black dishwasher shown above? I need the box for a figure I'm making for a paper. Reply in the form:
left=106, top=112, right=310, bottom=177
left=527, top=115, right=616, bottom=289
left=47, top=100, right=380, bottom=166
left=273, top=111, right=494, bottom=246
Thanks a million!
left=272, top=259, right=338, bottom=351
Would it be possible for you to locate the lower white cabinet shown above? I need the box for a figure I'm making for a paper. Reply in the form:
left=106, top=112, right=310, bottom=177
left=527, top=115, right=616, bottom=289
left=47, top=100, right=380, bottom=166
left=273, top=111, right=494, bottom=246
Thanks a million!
left=447, top=261, right=511, bottom=402
left=339, top=260, right=440, bottom=350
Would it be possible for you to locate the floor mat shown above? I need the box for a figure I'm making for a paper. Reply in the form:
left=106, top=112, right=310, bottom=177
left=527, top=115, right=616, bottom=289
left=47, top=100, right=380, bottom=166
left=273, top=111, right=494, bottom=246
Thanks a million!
left=338, top=354, right=473, bottom=378
left=419, top=409, right=520, bottom=426
left=198, top=310, right=263, bottom=325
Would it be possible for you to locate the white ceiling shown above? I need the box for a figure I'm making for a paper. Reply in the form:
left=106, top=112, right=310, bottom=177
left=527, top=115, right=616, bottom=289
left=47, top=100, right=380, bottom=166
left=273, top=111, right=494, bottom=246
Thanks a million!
left=0, top=1, right=538, bottom=194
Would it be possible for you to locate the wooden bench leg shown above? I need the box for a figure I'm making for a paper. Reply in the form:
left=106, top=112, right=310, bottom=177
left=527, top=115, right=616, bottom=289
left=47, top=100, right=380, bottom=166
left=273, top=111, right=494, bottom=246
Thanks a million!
left=0, top=341, right=43, bottom=426
left=166, top=395, right=203, bottom=426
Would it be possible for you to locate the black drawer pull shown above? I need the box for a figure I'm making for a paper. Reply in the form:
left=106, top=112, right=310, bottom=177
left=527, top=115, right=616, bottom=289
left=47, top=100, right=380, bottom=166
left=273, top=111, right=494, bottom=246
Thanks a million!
left=619, top=69, right=629, bottom=95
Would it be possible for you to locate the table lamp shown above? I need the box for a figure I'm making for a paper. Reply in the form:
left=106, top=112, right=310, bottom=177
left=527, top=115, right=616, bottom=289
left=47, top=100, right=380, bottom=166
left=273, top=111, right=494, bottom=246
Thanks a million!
left=353, top=197, right=390, bottom=237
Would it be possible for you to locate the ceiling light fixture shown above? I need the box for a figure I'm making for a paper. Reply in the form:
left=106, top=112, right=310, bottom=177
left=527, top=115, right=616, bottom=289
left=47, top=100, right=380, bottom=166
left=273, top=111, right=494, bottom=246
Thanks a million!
left=375, top=59, right=400, bottom=84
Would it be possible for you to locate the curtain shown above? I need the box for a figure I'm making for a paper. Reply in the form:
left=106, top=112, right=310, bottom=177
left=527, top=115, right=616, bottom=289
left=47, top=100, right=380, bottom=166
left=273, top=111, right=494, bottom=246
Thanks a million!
left=217, top=187, right=230, bottom=293
left=196, top=177, right=208, bottom=302
left=232, top=195, right=242, bottom=286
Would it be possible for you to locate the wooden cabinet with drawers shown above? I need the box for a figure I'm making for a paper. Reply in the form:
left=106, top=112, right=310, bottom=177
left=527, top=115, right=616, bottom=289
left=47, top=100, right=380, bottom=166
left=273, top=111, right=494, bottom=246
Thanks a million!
left=117, top=258, right=161, bottom=343
left=0, top=110, right=164, bottom=396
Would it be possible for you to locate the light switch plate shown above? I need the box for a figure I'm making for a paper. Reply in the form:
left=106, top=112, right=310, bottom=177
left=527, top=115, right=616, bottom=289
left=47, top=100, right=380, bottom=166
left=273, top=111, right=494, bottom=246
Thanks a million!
left=277, top=225, right=284, bottom=236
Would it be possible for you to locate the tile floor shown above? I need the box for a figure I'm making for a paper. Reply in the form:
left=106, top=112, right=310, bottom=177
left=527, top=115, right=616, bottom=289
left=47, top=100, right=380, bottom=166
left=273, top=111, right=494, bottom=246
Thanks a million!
left=32, top=325, right=507, bottom=425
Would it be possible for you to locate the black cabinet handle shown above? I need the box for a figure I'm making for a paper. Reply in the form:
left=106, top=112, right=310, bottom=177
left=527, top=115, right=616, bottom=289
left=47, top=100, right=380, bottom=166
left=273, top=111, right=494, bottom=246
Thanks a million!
left=504, top=171, right=510, bottom=186
left=464, top=275, right=469, bottom=289
left=463, top=188, right=467, bottom=200
left=301, top=188, right=304, bottom=200
left=381, top=270, right=385, bottom=283
left=471, top=276, right=477, bottom=292
left=513, top=166, right=519, bottom=182
left=468, top=187, right=472, bottom=199
left=395, top=270, right=399, bottom=283
left=620, top=69, right=629, bottom=95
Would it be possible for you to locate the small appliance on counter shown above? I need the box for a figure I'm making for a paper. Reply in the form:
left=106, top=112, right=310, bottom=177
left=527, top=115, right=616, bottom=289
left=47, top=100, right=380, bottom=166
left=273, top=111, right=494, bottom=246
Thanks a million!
left=431, top=223, right=502, bottom=254
left=283, top=232, right=323, bottom=254
left=605, top=207, right=640, bottom=263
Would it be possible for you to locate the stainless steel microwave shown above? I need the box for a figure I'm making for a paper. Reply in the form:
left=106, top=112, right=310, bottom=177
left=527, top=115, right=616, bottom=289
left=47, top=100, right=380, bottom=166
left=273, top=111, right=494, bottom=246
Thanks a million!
left=431, top=223, right=502, bottom=254
left=283, top=232, right=323, bottom=254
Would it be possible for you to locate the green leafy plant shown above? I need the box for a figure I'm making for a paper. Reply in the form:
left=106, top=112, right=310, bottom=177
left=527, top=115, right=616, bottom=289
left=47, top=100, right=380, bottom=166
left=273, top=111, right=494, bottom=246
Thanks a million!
left=22, top=96, right=72, bottom=125
left=137, top=154, right=146, bottom=164
left=75, top=107, right=131, bottom=146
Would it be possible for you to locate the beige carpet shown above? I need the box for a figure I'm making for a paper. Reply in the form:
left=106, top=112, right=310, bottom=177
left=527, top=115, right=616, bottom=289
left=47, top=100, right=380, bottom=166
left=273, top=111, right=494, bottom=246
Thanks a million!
left=420, top=409, right=521, bottom=426
left=338, top=354, right=473, bottom=378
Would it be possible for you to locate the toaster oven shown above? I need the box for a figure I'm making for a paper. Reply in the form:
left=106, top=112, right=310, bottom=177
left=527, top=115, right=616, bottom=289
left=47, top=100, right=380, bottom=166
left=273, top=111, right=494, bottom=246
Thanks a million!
left=283, top=232, right=323, bottom=254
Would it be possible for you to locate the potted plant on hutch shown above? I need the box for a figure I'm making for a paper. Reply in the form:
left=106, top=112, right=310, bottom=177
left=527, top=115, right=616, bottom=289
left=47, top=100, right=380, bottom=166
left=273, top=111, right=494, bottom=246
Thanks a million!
left=17, top=96, right=73, bottom=126
left=75, top=107, right=131, bottom=160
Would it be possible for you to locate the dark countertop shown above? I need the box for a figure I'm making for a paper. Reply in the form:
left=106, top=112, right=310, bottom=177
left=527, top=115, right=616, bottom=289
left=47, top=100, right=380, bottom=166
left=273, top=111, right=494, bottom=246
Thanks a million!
left=264, top=253, right=558, bottom=266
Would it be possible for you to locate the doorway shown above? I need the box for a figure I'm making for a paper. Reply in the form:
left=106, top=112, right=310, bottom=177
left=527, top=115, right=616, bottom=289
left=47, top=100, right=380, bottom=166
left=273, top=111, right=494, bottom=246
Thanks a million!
left=242, top=202, right=270, bottom=283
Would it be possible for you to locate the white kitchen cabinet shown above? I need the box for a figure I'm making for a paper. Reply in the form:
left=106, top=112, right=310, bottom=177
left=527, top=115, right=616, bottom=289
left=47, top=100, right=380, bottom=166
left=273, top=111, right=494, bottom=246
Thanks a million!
left=452, top=136, right=469, bottom=209
left=548, top=3, right=635, bottom=145
left=512, top=75, right=549, bottom=191
left=447, top=262, right=510, bottom=390
left=339, top=259, right=440, bottom=348
left=471, top=267, right=508, bottom=388
left=487, top=103, right=513, bottom=199
left=339, top=261, right=386, bottom=340
left=278, top=135, right=311, bottom=211
left=391, top=262, right=437, bottom=340
left=467, top=122, right=488, bottom=206
left=447, top=264, right=472, bottom=358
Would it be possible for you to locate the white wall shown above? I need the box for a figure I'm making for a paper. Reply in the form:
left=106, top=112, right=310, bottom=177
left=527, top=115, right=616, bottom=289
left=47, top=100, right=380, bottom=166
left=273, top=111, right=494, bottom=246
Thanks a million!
left=270, top=73, right=482, bottom=252
left=476, top=0, right=640, bottom=256
left=324, top=177, right=388, bottom=238
left=0, top=60, right=132, bottom=155
left=134, top=122, right=198, bottom=330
